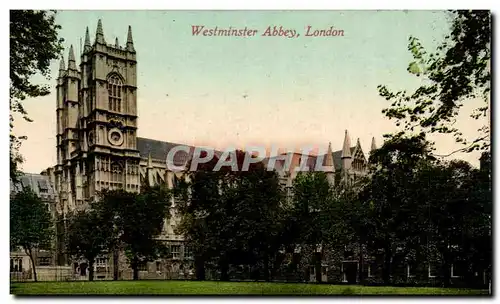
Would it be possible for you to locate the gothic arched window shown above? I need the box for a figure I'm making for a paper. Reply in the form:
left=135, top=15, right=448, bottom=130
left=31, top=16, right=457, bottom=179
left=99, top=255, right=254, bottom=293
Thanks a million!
left=111, top=162, right=123, bottom=183
left=107, top=75, right=123, bottom=112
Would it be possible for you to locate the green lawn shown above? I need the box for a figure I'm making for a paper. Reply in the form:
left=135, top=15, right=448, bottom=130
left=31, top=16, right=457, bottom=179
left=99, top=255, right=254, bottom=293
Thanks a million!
left=10, top=280, right=489, bottom=295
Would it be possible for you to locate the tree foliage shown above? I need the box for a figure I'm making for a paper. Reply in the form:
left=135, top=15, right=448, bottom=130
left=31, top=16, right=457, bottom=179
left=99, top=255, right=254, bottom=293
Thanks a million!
left=66, top=209, right=114, bottom=281
left=176, top=150, right=285, bottom=281
left=10, top=188, right=53, bottom=282
left=287, top=172, right=336, bottom=283
left=96, top=187, right=171, bottom=280
left=360, top=136, right=491, bottom=286
left=378, top=10, right=491, bottom=155
left=9, top=10, right=64, bottom=181
left=362, top=136, right=435, bottom=284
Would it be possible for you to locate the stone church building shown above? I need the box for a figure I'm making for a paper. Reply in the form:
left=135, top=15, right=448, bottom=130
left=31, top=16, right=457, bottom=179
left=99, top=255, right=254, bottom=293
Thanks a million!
left=10, top=20, right=375, bottom=281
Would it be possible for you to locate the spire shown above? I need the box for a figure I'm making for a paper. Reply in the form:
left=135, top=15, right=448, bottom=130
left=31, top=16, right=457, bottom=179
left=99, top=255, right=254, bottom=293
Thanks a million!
left=325, top=142, right=335, bottom=184
left=126, top=25, right=135, bottom=52
left=371, top=137, right=377, bottom=151
left=341, top=130, right=352, bottom=159
left=59, top=55, right=65, bottom=70
left=325, top=142, right=334, bottom=168
left=95, top=19, right=105, bottom=44
left=58, top=55, right=65, bottom=77
left=84, top=26, right=91, bottom=52
left=115, top=37, right=119, bottom=48
left=68, top=45, right=77, bottom=70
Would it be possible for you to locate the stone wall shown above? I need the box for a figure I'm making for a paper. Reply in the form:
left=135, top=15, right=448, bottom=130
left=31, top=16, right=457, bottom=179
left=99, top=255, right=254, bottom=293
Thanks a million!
left=37, top=266, right=73, bottom=281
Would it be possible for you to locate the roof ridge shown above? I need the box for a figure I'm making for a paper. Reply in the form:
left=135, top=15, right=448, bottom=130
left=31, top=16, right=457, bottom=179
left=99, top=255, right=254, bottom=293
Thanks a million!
left=137, top=137, right=193, bottom=147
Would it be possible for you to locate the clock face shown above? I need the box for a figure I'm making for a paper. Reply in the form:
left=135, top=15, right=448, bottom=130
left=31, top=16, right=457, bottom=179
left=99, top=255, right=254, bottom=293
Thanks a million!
left=108, top=128, right=124, bottom=146
left=111, top=131, right=120, bottom=141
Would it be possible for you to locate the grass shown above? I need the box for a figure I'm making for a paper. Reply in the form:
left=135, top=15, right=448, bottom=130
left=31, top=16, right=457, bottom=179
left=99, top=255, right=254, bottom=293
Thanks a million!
left=10, top=280, right=489, bottom=295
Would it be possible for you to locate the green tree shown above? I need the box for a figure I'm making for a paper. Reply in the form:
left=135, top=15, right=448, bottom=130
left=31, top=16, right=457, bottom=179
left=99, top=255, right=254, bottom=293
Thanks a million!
left=177, top=151, right=285, bottom=281
left=175, top=155, right=222, bottom=280
left=415, top=159, right=491, bottom=287
left=227, top=157, right=284, bottom=281
left=363, top=135, right=491, bottom=287
left=10, top=10, right=64, bottom=181
left=66, top=209, right=114, bottom=281
left=289, top=171, right=335, bottom=283
left=10, top=188, right=53, bottom=282
left=335, top=175, right=371, bottom=283
left=378, top=10, right=491, bottom=156
left=99, top=187, right=171, bottom=280
left=363, top=134, right=435, bottom=285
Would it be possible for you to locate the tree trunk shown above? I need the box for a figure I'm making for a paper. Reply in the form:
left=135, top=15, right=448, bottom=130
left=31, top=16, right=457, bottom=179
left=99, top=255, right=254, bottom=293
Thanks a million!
left=358, top=241, right=364, bottom=283
left=271, top=252, right=284, bottom=281
left=88, top=258, right=95, bottom=281
left=219, top=257, right=229, bottom=281
left=304, top=264, right=310, bottom=282
left=263, top=253, right=270, bottom=282
left=382, top=244, right=392, bottom=285
left=441, top=252, right=451, bottom=288
left=132, top=256, right=139, bottom=280
left=113, top=249, right=119, bottom=281
left=314, top=251, right=322, bottom=283
left=25, top=247, right=37, bottom=282
left=195, top=256, right=205, bottom=280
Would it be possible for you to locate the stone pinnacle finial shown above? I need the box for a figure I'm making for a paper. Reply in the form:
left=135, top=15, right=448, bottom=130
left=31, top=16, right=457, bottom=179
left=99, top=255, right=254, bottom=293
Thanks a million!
left=371, top=137, right=377, bottom=151
left=95, top=19, right=105, bottom=44
left=59, top=55, right=65, bottom=70
left=68, top=45, right=77, bottom=70
left=147, top=152, right=153, bottom=168
left=58, top=55, right=65, bottom=77
left=325, top=142, right=334, bottom=169
left=341, top=130, right=352, bottom=159
left=115, top=37, right=119, bottom=48
left=84, top=26, right=91, bottom=52
left=126, top=25, right=135, bottom=52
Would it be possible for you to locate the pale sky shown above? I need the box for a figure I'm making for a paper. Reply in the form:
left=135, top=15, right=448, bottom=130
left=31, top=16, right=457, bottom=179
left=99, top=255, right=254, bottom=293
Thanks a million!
left=14, top=10, right=487, bottom=173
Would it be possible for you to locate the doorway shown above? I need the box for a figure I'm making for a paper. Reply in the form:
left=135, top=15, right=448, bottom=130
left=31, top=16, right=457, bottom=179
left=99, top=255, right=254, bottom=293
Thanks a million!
left=343, top=262, right=358, bottom=284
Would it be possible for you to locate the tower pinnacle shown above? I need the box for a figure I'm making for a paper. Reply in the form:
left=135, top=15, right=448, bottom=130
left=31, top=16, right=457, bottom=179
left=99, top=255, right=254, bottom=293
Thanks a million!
left=95, top=19, right=105, bottom=44
left=356, top=138, right=361, bottom=149
left=58, top=55, right=65, bottom=77
left=341, top=130, right=352, bottom=159
left=68, top=45, right=77, bottom=70
left=147, top=152, right=153, bottom=168
left=371, top=137, right=377, bottom=151
left=325, top=142, right=334, bottom=168
left=84, top=26, right=91, bottom=52
left=126, top=25, right=135, bottom=52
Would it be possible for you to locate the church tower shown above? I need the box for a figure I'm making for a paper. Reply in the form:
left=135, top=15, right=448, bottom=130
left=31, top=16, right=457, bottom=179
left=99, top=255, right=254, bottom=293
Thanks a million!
left=55, top=20, right=141, bottom=214
left=80, top=20, right=141, bottom=203
left=55, top=44, right=81, bottom=213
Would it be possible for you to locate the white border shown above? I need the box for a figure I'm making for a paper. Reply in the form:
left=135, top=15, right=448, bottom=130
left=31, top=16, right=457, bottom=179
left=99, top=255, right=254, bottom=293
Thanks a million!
left=2, top=2, right=498, bottom=304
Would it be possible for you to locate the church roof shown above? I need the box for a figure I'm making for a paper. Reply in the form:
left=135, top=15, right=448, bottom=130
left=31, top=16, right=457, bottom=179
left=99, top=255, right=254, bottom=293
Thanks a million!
left=263, top=147, right=356, bottom=172
left=137, top=137, right=226, bottom=166
left=332, top=147, right=355, bottom=170
left=137, top=137, right=188, bottom=160
left=10, top=173, right=58, bottom=201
